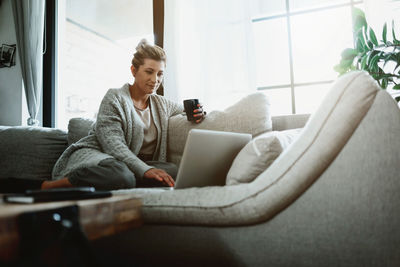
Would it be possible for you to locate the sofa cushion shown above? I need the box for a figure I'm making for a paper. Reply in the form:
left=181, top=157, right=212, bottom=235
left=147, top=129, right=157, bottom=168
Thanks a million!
left=167, top=93, right=272, bottom=165
left=67, top=118, right=95, bottom=145
left=226, top=128, right=302, bottom=185
left=0, top=126, right=68, bottom=180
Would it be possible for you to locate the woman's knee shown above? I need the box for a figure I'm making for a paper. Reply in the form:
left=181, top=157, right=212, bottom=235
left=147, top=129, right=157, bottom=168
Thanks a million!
left=69, top=158, right=136, bottom=190
left=98, top=158, right=136, bottom=189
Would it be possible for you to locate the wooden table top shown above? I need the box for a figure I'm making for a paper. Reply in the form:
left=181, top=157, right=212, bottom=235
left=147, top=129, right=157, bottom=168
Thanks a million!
left=0, top=194, right=142, bottom=261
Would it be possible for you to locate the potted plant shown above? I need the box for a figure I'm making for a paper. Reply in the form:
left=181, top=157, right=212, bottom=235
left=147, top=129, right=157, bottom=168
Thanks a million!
left=334, top=7, right=400, bottom=102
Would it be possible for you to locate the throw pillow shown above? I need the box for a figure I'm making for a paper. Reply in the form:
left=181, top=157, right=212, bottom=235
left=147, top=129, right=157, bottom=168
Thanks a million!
left=67, top=118, right=95, bottom=145
left=226, top=128, right=302, bottom=185
left=167, top=93, right=272, bottom=165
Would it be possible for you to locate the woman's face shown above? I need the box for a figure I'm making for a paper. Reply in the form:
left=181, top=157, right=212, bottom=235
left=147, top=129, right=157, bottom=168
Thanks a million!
left=131, top=58, right=165, bottom=95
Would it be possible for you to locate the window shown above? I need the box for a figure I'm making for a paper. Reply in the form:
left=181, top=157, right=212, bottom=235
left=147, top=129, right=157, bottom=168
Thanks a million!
left=252, top=0, right=363, bottom=115
left=56, top=0, right=154, bottom=129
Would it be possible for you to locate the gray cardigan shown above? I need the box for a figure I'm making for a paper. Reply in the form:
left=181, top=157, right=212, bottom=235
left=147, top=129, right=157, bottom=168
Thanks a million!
left=52, top=83, right=183, bottom=180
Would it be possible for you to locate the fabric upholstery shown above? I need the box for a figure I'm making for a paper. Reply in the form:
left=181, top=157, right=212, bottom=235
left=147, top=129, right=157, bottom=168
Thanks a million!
left=0, top=126, right=67, bottom=180
left=167, top=93, right=272, bottom=165
left=135, top=71, right=381, bottom=225
left=67, top=117, right=95, bottom=145
left=272, top=114, right=310, bottom=131
left=226, top=128, right=302, bottom=185
left=97, top=87, right=400, bottom=267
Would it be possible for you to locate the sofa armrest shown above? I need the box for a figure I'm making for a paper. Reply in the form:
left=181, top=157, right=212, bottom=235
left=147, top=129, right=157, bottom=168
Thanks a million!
left=271, top=114, right=310, bottom=131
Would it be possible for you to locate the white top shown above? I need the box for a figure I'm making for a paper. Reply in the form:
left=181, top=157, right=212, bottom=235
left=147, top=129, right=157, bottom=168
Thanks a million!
left=135, top=105, right=157, bottom=156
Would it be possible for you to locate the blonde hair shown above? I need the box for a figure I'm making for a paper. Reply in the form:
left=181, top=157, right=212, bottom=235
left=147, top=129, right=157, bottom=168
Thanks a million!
left=131, top=39, right=166, bottom=69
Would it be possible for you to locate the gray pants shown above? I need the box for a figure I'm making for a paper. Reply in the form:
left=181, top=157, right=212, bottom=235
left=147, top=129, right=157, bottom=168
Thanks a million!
left=67, top=158, right=178, bottom=190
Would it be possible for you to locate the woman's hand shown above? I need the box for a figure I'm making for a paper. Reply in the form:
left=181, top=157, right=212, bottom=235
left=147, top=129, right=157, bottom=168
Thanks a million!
left=143, top=168, right=175, bottom=187
left=193, top=103, right=206, bottom=124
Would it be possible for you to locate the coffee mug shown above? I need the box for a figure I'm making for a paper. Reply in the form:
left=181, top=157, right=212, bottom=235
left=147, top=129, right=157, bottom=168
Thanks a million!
left=183, top=99, right=200, bottom=121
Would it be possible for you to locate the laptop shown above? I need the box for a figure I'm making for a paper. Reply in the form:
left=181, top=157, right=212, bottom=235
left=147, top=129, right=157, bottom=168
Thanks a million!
left=174, top=129, right=251, bottom=189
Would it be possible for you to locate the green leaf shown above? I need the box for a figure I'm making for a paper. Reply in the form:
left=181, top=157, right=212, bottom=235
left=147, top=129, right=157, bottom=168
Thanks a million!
left=368, top=27, right=378, bottom=46
left=382, top=22, right=387, bottom=43
left=383, top=53, right=396, bottom=68
left=395, top=96, right=400, bottom=102
left=371, top=63, right=379, bottom=74
left=393, top=84, right=400, bottom=90
left=395, top=62, right=400, bottom=72
left=355, top=30, right=367, bottom=52
left=341, top=48, right=357, bottom=60
left=381, top=78, right=388, bottom=89
left=361, top=54, right=368, bottom=70
left=392, top=20, right=398, bottom=43
left=334, top=64, right=347, bottom=75
left=362, top=26, right=373, bottom=49
left=370, top=53, right=381, bottom=68
left=366, top=50, right=379, bottom=66
left=352, top=7, right=367, bottom=33
left=340, top=59, right=353, bottom=69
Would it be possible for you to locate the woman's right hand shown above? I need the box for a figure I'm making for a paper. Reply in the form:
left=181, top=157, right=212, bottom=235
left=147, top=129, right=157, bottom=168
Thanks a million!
left=143, top=168, right=175, bottom=187
left=193, top=103, right=206, bottom=124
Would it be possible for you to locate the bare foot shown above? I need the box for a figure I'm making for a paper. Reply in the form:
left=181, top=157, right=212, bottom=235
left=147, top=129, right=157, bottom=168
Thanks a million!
left=41, top=177, right=73, bottom=189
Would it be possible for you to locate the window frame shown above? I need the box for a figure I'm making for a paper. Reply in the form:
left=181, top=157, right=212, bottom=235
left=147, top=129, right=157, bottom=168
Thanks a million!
left=252, top=0, right=363, bottom=114
left=43, top=0, right=164, bottom=128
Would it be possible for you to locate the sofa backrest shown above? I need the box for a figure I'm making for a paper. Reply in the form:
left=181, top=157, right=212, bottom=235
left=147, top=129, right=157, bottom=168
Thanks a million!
left=271, top=114, right=310, bottom=131
left=0, top=126, right=68, bottom=180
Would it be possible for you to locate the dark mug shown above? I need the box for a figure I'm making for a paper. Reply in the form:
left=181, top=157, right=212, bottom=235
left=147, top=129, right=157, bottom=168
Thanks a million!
left=183, top=99, right=200, bottom=121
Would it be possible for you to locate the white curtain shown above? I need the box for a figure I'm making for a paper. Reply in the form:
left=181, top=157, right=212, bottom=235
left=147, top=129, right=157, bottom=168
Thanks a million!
left=11, top=0, right=45, bottom=126
left=163, top=0, right=257, bottom=111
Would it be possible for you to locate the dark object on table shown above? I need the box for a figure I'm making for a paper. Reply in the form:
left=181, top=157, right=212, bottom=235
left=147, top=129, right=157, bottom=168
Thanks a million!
left=3, top=187, right=112, bottom=203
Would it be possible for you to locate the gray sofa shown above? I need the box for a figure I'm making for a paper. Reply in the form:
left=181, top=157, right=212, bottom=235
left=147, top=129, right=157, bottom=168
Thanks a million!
left=94, top=71, right=400, bottom=267
left=1, top=71, right=399, bottom=266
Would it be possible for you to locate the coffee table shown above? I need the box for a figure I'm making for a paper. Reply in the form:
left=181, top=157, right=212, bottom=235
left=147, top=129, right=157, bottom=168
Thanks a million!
left=0, top=193, right=141, bottom=261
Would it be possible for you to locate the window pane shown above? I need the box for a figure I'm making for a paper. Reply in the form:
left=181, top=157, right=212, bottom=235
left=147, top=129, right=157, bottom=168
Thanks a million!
left=289, top=0, right=349, bottom=11
left=57, top=0, right=153, bottom=129
left=261, top=88, right=292, bottom=115
left=251, top=0, right=286, bottom=17
left=253, top=18, right=291, bottom=88
left=295, top=83, right=332, bottom=114
left=290, top=6, right=353, bottom=83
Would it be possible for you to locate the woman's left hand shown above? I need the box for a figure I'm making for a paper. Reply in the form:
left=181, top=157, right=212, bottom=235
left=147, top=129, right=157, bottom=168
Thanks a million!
left=193, top=103, right=206, bottom=124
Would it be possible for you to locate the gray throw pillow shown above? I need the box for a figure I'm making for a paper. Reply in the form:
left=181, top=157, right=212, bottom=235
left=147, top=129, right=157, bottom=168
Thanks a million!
left=0, top=126, right=68, bottom=180
left=67, top=118, right=95, bottom=145
left=226, top=128, right=302, bottom=185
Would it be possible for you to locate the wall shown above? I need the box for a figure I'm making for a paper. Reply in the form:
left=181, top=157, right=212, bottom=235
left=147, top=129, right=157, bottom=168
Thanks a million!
left=0, top=0, right=23, bottom=126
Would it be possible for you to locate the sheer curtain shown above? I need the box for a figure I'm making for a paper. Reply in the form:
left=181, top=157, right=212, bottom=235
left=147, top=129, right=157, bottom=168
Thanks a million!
left=163, top=0, right=257, bottom=111
left=11, top=0, right=45, bottom=126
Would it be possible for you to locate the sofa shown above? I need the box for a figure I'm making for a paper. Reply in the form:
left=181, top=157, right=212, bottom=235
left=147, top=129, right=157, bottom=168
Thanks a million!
left=1, top=71, right=400, bottom=266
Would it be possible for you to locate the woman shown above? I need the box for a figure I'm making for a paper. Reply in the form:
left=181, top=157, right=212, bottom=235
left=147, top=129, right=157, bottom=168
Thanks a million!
left=42, top=40, right=205, bottom=190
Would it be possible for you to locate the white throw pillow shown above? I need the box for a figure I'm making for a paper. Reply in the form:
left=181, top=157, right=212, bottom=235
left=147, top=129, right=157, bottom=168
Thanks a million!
left=168, top=93, right=272, bottom=165
left=226, top=128, right=302, bottom=185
